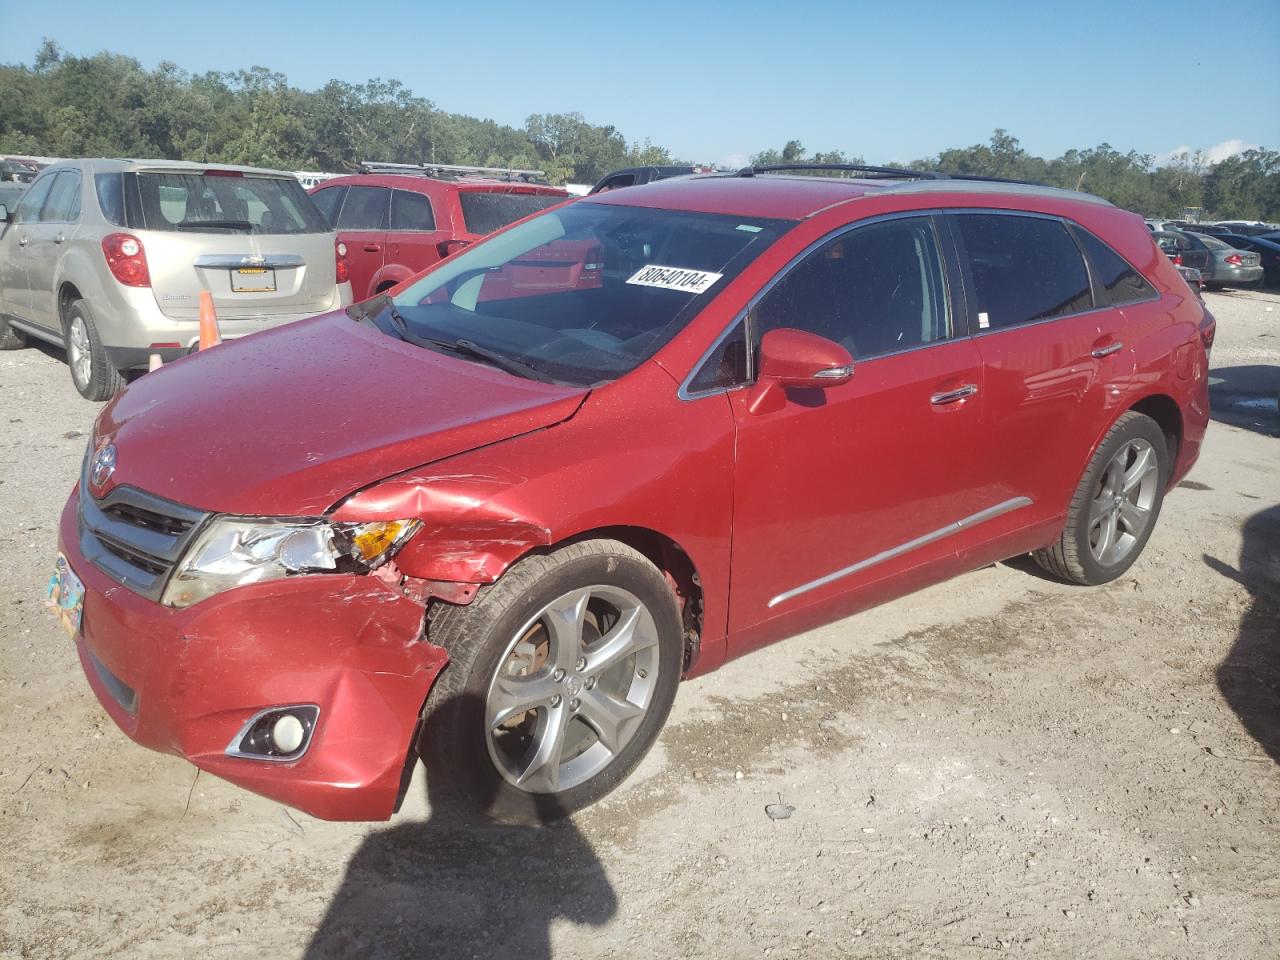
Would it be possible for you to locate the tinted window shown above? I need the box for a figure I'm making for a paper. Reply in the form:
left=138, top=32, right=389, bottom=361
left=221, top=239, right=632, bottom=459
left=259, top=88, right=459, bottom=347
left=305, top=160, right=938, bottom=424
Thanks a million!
left=752, top=216, right=950, bottom=360
left=310, top=185, right=345, bottom=227
left=687, top=321, right=750, bottom=393
left=955, top=214, right=1092, bottom=329
left=95, top=173, right=125, bottom=226
left=336, top=185, right=389, bottom=230
left=13, top=172, right=55, bottom=223
left=1071, top=226, right=1156, bottom=307
left=459, top=191, right=565, bottom=235
left=595, top=174, right=637, bottom=193
left=130, top=172, right=328, bottom=234
left=1196, top=234, right=1229, bottom=250
left=390, top=189, right=436, bottom=231
left=40, top=171, right=81, bottom=222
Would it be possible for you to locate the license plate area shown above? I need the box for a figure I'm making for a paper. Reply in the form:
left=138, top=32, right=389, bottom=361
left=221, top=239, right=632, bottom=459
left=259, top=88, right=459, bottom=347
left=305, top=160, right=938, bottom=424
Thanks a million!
left=231, top=267, right=276, bottom=293
left=47, top=552, right=85, bottom=637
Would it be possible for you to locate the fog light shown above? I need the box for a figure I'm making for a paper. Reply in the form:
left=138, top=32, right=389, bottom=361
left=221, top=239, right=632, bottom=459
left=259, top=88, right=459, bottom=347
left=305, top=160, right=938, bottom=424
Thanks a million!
left=272, top=714, right=305, bottom=754
left=227, top=705, right=319, bottom=761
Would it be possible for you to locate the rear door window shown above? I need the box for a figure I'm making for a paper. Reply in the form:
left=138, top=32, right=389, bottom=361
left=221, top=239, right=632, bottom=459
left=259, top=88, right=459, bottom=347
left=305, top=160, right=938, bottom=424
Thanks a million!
left=459, top=191, right=565, bottom=235
left=1070, top=226, right=1156, bottom=307
left=335, top=186, right=389, bottom=230
left=751, top=215, right=951, bottom=361
left=390, top=189, right=436, bottom=231
left=953, top=214, right=1092, bottom=329
left=129, top=172, right=329, bottom=234
left=40, top=171, right=81, bottom=223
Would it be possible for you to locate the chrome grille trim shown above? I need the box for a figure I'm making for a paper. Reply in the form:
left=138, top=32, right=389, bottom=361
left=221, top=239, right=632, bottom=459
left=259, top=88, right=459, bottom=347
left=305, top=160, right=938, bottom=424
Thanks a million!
left=77, top=458, right=210, bottom=601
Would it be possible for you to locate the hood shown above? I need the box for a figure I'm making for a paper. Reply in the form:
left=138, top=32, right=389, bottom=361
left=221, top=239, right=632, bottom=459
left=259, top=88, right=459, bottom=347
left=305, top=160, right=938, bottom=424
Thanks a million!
left=92, top=311, right=588, bottom=515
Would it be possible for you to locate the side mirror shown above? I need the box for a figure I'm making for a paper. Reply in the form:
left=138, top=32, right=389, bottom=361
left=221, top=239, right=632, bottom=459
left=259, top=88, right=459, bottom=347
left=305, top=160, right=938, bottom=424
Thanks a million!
left=748, top=327, right=853, bottom=415
left=759, top=327, right=853, bottom=389
left=0, top=205, right=8, bottom=223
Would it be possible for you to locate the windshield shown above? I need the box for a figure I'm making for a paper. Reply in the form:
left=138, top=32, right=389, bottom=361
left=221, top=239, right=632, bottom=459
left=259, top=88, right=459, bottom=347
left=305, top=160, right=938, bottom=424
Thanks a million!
left=385, top=202, right=789, bottom=385
left=126, top=171, right=329, bottom=234
left=458, top=190, right=568, bottom=234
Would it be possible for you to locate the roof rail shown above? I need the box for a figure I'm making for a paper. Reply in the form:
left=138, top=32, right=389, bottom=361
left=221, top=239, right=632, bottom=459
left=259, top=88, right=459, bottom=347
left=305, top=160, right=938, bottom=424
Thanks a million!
left=738, top=163, right=943, bottom=180
left=737, top=162, right=1044, bottom=188
left=359, top=161, right=548, bottom=182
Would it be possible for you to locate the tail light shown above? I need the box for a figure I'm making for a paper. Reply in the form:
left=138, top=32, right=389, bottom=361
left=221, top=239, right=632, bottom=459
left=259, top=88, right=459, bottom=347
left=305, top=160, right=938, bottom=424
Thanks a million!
left=437, top=239, right=471, bottom=259
left=1171, top=253, right=1183, bottom=266
left=101, top=233, right=150, bottom=287
left=335, top=241, right=350, bottom=284
left=1199, top=310, right=1216, bottom=354
left=1224, top=253, right=1243, bottom=266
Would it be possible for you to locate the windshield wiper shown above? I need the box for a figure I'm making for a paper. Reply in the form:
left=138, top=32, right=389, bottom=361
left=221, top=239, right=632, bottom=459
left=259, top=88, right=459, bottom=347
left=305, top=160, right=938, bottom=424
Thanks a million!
left=355, top=297, right=559, bottom=383
left=176, top=219, right=254, bottom=231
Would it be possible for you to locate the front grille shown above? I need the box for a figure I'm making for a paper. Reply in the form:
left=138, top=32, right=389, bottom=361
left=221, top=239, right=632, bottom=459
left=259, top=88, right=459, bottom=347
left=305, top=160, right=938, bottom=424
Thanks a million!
left=78, top=459, right=209, bottom=602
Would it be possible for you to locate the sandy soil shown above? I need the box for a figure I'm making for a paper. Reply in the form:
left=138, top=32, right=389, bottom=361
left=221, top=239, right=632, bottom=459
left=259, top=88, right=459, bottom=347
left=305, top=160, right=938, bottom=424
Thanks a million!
left=0, top=290, right=1276, bottom=960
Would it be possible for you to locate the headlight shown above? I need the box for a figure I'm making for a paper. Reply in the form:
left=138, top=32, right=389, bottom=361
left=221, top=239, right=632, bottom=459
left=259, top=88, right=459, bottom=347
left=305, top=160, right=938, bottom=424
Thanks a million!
left=161, top=517, right=420, bottom=609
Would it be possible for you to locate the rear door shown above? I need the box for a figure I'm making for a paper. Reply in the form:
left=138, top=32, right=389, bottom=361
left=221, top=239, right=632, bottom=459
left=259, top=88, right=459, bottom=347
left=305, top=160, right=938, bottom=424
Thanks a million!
left=385, top=187, right=450, bottom=283
left=0, top=170, right=56, bottom=319
left=331, top=185, right=390, bottom=300
left=130, top=170, right=339, bottom=321
left=948, top=211, right=1129, bottom=534
left=26, top=169, right=83, bottom=330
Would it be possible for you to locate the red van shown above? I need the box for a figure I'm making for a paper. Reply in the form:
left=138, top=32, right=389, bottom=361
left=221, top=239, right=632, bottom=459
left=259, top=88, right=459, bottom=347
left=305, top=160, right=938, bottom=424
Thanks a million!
left=309, top=163, right=570, bottom=301
left=56, top=166, right=1212, bottom=824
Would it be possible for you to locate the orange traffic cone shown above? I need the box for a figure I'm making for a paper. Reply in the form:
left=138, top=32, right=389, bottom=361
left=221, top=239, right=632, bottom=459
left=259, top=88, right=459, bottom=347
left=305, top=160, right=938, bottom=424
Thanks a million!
left=198, top=291, right=221, bottom=350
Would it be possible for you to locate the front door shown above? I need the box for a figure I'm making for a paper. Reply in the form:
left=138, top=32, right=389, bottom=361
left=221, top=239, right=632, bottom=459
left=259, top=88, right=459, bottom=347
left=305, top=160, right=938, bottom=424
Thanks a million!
left=0, top=170, right=57, bottom=320
left=727, top=214, right=993, bottom=643
left=25, top=169, right=83, bottom=330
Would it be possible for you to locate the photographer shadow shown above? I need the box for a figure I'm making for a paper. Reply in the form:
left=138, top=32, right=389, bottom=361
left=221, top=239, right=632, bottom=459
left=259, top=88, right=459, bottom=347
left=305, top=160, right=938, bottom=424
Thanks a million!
left=304, top=693, right=617, bottom=960
left=1205, top=504, right=1280, bottom=763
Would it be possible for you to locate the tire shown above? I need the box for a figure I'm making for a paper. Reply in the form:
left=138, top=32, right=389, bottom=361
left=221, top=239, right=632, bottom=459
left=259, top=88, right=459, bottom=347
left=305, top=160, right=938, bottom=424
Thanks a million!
left=65, top=299, right=124, bottom=401
left=1034, top=411, right=1169, bottom=585
left=420, top=539, right=683, bottom=824
left=0, top=315, right=26, bottom=350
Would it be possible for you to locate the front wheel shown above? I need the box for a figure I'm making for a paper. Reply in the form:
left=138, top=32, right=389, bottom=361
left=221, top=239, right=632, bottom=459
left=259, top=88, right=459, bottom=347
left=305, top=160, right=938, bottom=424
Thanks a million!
left=1034, top=411, right=1168, bottom=585
left=420, top=539, right=683, bottom=824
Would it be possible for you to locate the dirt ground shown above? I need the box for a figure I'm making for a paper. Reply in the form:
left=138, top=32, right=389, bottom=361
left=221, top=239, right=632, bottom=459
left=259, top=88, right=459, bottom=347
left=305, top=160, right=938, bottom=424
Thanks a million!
left=1, top=289, right=1276, bottom=960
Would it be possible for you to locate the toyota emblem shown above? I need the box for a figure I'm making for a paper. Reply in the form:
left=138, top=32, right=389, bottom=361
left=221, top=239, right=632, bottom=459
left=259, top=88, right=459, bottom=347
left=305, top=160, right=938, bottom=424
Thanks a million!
left=91, top=444, right=117, bottom=487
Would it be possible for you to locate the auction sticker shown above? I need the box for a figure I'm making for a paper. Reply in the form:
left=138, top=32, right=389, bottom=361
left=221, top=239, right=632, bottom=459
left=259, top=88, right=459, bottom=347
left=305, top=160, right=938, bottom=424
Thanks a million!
left=626, top=265, right=723, bottom=294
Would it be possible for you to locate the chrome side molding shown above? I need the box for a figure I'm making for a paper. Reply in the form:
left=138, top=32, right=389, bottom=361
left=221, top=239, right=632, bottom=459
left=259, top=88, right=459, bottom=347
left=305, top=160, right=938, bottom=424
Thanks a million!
left=767, top=496, right=1034, bottom=609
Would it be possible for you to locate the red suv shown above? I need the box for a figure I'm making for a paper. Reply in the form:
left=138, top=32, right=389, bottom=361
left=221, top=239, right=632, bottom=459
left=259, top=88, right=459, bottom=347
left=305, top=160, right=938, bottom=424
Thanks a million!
left=309, top=163, right=570, bottom=301
left=55, top=165, right=1212, bottom=825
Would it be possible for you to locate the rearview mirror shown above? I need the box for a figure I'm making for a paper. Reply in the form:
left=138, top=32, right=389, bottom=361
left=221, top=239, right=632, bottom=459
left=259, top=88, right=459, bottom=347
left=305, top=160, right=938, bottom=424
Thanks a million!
left=748, top=327, right=853, bottom=415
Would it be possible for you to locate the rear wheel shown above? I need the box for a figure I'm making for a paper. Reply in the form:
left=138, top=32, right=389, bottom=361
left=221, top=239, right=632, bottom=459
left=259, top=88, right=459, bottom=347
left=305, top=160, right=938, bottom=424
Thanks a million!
left=420, top=539, right=683, bottom=824
left=1034, top=411, right=1168, bottom=585
left=66, top=300, right=124, bottom=401
left=0, top=315, right=25, bottom=350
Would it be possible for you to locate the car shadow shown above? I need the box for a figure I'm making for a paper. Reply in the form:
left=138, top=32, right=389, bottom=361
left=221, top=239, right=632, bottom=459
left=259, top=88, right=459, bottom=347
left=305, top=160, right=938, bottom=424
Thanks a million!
left=1204, top=504, right=1280, bottom=763
left=303, top=693, right=618, bottom=960
left=1208, top=364, right=1280, bottom=438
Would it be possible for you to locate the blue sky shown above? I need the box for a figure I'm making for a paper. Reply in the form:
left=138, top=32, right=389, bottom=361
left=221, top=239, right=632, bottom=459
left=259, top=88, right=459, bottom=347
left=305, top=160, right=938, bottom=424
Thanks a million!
left=1, top=0, right=1277, bottom=167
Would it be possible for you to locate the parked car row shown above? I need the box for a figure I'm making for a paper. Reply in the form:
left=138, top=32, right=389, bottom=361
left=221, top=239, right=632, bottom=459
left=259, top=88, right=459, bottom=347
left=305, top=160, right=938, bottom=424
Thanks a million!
left=52, top=162, right=1214, bottom=824
left=1151, top=228, right=1265, bottom=288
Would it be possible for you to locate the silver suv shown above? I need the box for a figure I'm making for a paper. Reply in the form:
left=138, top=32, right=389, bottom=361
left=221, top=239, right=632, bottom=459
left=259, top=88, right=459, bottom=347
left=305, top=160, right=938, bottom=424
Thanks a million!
left=0, top=159, right=353, bottom=399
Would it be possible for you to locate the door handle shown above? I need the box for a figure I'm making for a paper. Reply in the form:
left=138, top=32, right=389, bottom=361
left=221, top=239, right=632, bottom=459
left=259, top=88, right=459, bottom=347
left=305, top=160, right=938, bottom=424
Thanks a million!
left=930, top=384, right=979, bottom=405
left=363, top=244, right=381, bottom=253
left=16, top=235, right=27, bottom=247
left=53, top=233, right=66, bottom=244
left=1091, top=341, right=1123, bottom=358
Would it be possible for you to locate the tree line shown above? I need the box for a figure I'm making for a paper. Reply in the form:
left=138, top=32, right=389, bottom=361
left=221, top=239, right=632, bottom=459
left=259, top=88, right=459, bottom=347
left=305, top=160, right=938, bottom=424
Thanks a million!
left=2, top=41, right=1275, bottom=219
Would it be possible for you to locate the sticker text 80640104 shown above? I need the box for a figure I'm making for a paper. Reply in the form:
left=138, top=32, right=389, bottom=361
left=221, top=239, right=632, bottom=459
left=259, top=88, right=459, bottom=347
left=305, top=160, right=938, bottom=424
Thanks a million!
left=626, top=265, right=723, bottom=295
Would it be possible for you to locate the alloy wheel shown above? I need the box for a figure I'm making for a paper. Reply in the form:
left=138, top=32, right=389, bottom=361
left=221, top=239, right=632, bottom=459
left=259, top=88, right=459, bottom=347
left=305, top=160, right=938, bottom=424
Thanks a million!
left=484, top=584, right=660, bottom=793
left=1088, top=438, right=1159, bottom=566
left=68, top=316, right=93, bottom=388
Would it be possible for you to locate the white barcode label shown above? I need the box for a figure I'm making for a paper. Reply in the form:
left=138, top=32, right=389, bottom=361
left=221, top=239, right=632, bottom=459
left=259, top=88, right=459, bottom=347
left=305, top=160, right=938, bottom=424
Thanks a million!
left=978, top=311, right=990, bottom=329
left=626, top=265, right=723, bottom=294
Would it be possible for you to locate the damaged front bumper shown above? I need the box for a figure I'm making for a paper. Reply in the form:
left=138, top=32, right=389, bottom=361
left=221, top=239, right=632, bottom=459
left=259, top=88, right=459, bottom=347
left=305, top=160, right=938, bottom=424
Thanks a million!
left=58, top=491, right=449, bottom=821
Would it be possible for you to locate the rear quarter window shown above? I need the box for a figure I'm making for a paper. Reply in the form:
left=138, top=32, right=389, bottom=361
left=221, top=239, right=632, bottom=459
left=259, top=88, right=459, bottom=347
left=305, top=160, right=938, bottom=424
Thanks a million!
left=953, top=214, right=1093, bottom=330
left=95, top=173, right=126, bottom=226
left=459, top=191, right=566, bottom=235
left=1070, top=225, right=1157, bottom=307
